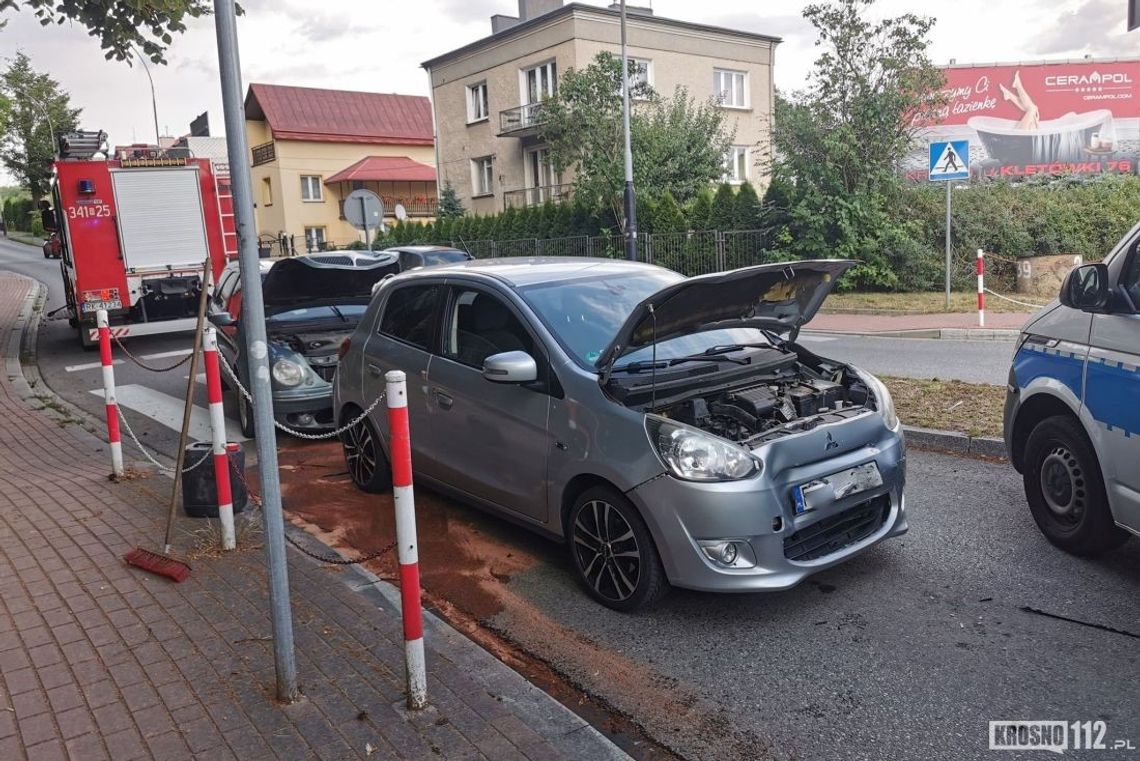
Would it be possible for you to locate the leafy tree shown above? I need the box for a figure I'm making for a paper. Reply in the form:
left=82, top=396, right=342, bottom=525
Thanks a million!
left=707, top=182, right=736, bottom=231
left=651, top=191, right=687, bottom=234
left=540, top=52, right=731, bottom=230
left=1, top=53, right=80, bottom=201
left=731, top=181, right=764, bottom=231
left=437, top=181, right=466, bottom=218
left=0, top=0, right=238, bottom=64
left=771, top=0, right=945, bottom=287
left=687, top=188, right=714, bottom=231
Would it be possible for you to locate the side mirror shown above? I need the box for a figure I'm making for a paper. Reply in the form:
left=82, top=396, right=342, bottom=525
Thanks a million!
left=483, top=351, right=537, bottom=384
left=1060, top=263, right=1110, bottom=312
left=210, top=312, right=235, bottom=328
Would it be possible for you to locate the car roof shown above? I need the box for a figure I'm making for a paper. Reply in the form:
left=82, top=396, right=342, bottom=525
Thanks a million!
left=389, top=256, right=672, bottom=288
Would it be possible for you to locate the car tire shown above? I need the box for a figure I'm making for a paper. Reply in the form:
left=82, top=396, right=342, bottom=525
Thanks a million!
left=340, top=412, right=390, bottom=493
left=236, top=389, right=256, bottom=438
left=1023, top=415, right=1129, bottom=555
left=567, top=485, right=669, bottom=611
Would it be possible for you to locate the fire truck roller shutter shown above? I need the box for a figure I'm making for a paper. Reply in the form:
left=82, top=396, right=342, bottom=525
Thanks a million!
left=109, top=167, right=211, bottom=273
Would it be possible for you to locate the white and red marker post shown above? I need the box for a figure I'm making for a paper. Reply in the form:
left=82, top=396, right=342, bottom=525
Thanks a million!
left=96, top=310, right=124, bottom=478
left=977, top=248, right=986, bottom=327
left=202, top=326, right=237, bottom=551
left=386, top=369, right=427, bottom=710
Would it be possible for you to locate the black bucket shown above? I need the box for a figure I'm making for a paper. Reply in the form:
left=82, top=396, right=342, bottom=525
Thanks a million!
left=181, top=441, right=248, bottom=518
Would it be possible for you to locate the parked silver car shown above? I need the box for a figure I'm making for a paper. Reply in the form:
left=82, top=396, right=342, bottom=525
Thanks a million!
left=333, top=258, right=907, bottom=610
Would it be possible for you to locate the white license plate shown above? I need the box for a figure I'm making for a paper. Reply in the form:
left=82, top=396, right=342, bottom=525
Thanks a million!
left=792, top=462, right=883, bottom=515
left=81, top=300, right=123, bottom=313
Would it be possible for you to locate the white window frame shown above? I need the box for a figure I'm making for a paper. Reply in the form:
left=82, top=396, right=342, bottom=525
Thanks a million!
left=714, top=68, right=749, bottom=109
left=628, top=58, right=652, bottom=97
left=722, top=146, right=748, bottom=184
left=467, top=81, right=489, bottom=123
left=471, top=156, right=494, bottom=197
left=520, top=60, right=557, bottom=106
left=304, top=226, right=326, bottom=251
left=300, top=175, right=323, bottom=202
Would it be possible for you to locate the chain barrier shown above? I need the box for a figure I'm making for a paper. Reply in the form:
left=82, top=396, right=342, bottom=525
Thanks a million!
left=984, top=288, right=1047, bottom=309
left=111, top=333, right=195, bottom=373
left=224, top=457, right=398, bottom=565
left=216, top=352, right=384, bottom=439
left=114, top=405, right=212, bottom=474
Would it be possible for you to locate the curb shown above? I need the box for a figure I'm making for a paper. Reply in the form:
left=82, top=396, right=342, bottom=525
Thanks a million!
left=283, top=525, right=632, bottom=761
left=903, top=424, right=1007, bottom=458
left=804, top=327, right=1020, bottom=342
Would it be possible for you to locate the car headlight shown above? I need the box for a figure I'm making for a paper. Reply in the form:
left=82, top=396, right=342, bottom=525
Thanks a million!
left=272, top=359, right=305, bottom=387
left=645, top=415, right=761, bottom=482
left=854, top=368, right=899, bottom=430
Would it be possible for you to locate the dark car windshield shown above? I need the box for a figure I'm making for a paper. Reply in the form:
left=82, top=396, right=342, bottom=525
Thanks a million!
left=519, top=271, right=771, bottom=370
left=265, top=304, right=368, bottom=323
left=421, top=249, right=470, bottom=266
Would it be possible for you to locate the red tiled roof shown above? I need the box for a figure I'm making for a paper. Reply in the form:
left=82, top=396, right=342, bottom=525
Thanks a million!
left=324, top=156, right=437, bottom=184
left=246, top=84, right=433, bottom=146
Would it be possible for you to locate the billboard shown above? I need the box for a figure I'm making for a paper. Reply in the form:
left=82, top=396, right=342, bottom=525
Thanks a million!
left=905, top=59, right=1139, bottom=181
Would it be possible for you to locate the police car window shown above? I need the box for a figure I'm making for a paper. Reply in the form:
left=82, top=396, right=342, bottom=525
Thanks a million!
left=380, top=285, right=440, bottom=350
left=1124, top=252, right=1140, bottom=306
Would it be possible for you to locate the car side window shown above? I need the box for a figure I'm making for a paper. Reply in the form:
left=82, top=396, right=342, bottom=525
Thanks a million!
left=1123, top=252, right=1140, bottom=307
left=444, top=289, right=537, bottom=369
left=379, top=284, right=441, bottom=351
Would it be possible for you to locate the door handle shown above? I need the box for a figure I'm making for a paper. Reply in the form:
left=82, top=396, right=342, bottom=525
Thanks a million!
left=434, top=391, right=453, bottom=410
left=367, top=363, right=383, bottom=378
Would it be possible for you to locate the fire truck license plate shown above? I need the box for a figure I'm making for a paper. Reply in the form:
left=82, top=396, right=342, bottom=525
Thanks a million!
left=80, top=289, right=123, bottom=313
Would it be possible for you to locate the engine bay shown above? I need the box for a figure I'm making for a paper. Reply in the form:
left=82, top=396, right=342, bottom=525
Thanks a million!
left=270, top=328, right=353, bottom=381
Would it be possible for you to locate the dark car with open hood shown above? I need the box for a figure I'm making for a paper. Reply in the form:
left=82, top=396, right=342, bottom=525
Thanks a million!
left=333, top=257, right=908, bottom=610
left=208, top=251, right=399, bottom=436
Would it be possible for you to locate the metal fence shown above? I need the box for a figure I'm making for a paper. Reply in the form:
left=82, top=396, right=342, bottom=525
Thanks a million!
left=455, top=230, right=775, bottom=277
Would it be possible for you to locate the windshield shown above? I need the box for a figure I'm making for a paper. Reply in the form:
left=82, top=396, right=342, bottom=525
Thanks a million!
left=265, top=304, right=368, bottom=323
left=519, top=270, right=772, bottom=370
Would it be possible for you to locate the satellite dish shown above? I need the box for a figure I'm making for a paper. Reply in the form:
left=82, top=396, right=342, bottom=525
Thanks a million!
left=395, top=203, right=408, bottom=221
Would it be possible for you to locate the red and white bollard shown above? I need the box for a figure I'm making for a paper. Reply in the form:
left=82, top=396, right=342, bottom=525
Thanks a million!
left=96, top=310, right=124, bottom=478
left=977, top=248, right=986, bottom=327
left=386, top=369, right=426, bottom=710
left=202, top=326, right=236, bottom=551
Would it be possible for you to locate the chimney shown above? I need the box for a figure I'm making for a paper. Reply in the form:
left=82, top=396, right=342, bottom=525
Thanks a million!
left=492, top=14, right=520, bottom=33
left=518, top=0, right=563, bottom=21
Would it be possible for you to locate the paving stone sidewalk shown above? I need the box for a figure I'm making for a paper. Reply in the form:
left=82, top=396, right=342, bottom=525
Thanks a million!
left=0, top=271, right=628, bottom=761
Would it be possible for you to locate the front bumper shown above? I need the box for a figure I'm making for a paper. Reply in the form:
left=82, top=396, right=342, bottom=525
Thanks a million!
left=271, top=389, right=335, bottom=432
left=627, top=414, right=907, bottom=592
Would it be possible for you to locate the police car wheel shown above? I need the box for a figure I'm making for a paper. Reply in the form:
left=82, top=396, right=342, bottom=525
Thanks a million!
left=1024, top=415, right=1129, bottom=556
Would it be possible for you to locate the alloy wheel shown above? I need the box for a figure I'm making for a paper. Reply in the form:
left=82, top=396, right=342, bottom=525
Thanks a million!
left=572, top=500, right=642, bottom=603
left=343, top=419, right=377, bottom=487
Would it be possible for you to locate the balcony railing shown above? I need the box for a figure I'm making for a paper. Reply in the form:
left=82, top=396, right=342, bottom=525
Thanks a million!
left=503, top=184, right=573, bottom=209
left=498, top=102, right=546, bottom=136
left=251, top=141, right=276, bottom=166
left=381, top=196, right=438, bottom=217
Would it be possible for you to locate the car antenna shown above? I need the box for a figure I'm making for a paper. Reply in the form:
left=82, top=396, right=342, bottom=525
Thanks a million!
left=649, top=304, right=658, bottom=411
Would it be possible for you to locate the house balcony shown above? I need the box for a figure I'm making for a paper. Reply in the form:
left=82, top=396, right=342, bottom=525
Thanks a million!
left=381, top=195, right=438, bottom=217
left=498, top=103, right=546, bottom=137
left=503, top=183, right=573, bottom=209
left=251, top=141, right=276, bottom=166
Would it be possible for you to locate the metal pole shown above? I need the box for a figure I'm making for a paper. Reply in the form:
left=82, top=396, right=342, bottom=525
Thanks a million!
left=620, top=0, right=637, bottom=262
left=212, top=0, right=298, bottom=702
left=944, top=180, right=952, bottom=311
left=132, top=48, right=161, bottom=145
left=361, top=196, right=370, bottom=252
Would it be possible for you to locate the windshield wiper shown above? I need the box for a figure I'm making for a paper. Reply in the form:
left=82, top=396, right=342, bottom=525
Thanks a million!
left=699, top=342, right=772, bottom=356
left=617, top=353, right=749, bottom=373
left=328, top=304, right=347, bottom=322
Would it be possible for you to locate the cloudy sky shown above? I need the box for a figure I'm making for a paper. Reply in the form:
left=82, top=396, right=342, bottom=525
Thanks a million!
left=0, top=0, right=1132, bottom=173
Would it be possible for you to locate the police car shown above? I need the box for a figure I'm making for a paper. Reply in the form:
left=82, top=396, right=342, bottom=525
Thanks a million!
left=1004, top=225, right=1140, bottom=555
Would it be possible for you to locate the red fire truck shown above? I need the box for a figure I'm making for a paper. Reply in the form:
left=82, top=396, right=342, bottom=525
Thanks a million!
left=51, top=134, right=237, bottom=348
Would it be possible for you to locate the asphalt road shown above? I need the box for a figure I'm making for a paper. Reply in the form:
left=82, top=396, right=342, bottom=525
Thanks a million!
left=483, top=450, right=1140, bottom=761
left=798, top=332, right=1014, bottom=385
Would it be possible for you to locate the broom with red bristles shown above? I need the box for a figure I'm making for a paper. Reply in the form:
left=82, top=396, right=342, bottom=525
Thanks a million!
left=123, top=259, right=211, bottom=582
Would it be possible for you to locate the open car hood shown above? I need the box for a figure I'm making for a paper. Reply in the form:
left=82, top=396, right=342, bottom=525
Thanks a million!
left=261, top=256, right=398, bottom=314
left=596, top=260, right=855, bottom=375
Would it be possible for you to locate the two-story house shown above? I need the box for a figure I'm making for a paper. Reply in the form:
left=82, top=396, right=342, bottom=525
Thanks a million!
left=245, top=84, right=437, bottom=251
left=422, top=1, right=779, bottom=215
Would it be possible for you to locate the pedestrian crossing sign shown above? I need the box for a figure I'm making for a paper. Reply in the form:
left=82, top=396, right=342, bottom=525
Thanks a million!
left=929, top=140, right=970, bottom=181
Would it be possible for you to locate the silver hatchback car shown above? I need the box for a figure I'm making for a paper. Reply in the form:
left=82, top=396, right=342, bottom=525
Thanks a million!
left=333, top=258, right=907, bottom=610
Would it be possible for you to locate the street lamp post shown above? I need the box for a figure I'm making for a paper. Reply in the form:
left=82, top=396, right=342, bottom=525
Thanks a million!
left=131, top=47, right=161, bottom=145
left=620, top=0, right=637, bottom=262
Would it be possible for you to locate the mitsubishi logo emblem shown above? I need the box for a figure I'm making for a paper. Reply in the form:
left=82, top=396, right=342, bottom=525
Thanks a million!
left=825, top=432, right=839, bottom=451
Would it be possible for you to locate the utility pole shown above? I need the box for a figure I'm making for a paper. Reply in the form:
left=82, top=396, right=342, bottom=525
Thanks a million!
left=620, top=0, right=637, bottom=262
left=212, top=0, right=298, bottom=703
